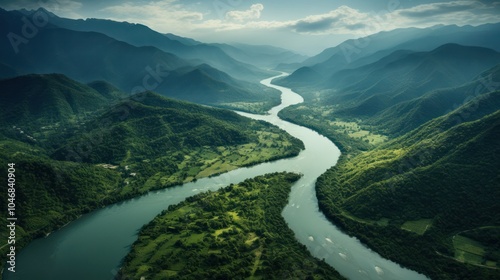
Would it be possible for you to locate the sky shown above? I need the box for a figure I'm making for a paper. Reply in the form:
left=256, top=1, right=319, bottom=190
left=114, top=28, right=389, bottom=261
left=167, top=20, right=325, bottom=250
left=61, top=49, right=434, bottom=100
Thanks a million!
left=1, top=0, right=499, bottom=55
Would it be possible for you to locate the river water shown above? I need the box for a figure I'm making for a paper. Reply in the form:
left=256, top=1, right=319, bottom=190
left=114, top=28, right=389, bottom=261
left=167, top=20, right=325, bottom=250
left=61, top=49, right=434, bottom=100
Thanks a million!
left=5, top=74, right=429, bottom=280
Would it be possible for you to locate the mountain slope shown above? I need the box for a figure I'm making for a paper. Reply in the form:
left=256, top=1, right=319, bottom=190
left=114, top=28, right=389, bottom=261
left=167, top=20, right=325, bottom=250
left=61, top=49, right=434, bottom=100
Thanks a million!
left=316, top=91, right=500, bottom=279
left=39, top=11, right=273, bottom=81
left=212, top=42, right=308, bottom=69
left=278, top=23, right=500, bottom=74
left=51, top=91, right=303, bottom=177
left=324, top=44, right=500, bottom=116
left=154, top=63, right=280, bottom=105
left=0, top=25, right=278, bottom=110
left=370, top=64, right=500, bottom=135
left=0, top=27, right=188, bottom=89
left=0, top=74, right=119, bottom=128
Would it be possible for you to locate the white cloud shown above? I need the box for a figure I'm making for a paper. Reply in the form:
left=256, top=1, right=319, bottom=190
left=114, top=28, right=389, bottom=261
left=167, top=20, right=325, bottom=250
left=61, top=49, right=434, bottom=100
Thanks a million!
left=225, top=3, right=264, bottom=22
left=288, top=6, right=368, bottom=34
left=94, top=1, right=500, bottom=39
left=100, top=1, right=203, bottom=32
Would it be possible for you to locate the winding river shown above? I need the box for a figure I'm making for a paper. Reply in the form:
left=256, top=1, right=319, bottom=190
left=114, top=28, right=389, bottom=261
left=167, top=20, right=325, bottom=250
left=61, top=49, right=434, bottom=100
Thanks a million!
left=5, top=74, right=429, bottom=280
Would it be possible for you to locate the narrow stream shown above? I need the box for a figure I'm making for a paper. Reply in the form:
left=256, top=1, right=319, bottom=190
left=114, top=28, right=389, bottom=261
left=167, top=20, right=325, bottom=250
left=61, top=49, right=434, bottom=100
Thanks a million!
left=5, top=73, right=428, bottom=280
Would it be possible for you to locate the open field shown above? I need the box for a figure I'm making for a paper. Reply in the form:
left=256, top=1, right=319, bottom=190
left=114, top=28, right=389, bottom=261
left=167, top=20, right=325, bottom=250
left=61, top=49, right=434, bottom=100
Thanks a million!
left=454, top=235, right=487, bottom=265
left=328, top=120, right=388, bottom=145
left=401, top=219, right=433, bottom=235
left=451, top=228, right=500, bottom=268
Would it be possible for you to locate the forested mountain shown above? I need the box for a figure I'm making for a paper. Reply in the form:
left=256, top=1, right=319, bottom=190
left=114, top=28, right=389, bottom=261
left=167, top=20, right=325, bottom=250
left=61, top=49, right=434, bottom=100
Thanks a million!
left=369, top=64, right=500, bottom=135
left=277, top=23, right=500, bottom=73
left=211, top=42, right=308, bottom=69
left=0, top=74, right=121, bottom=128
left=316, top=90, right=500, bottom=279
left=278, top=44, right=500, bottom=110
left=0, top=75, right=303, bottom=270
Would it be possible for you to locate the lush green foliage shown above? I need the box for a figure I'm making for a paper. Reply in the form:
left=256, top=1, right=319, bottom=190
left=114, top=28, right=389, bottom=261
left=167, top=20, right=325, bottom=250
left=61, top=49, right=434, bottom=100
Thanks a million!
left=0, top=77, right=303, bottom=272
left=278, top=105, right=376, bottom=153
left=0, top=74, right=121, bottom=129
left=50, top=91, right=303, bottom=193
left=119, top=173, right=344, bottom=280
left=315, top=92, right=500, bottom=279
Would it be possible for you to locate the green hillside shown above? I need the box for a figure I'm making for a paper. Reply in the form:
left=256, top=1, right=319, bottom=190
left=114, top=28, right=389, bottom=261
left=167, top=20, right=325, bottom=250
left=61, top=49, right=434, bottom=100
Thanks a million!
left=51, top=91, right=303, bottom=195
left=0, top=78, right=304, bottom=272
left=369, top=64, right=500, bottom=136
left=119, top=173, right=344, bottom=280
left=0, top=74, right=120, bottom=129
left=0, top=138, right=122, bottom=255
left=316, top=92, right=500, bottom=279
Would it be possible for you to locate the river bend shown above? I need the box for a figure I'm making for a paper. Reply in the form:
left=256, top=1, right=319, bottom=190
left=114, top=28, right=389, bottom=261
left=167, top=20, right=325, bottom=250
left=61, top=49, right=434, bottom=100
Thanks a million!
left=6, top=73, right=428, bottom=280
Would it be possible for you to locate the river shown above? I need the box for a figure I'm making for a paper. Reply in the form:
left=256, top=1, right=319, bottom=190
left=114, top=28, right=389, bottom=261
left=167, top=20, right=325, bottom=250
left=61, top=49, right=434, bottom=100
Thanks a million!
left=5, top=73, right=429, bottom=280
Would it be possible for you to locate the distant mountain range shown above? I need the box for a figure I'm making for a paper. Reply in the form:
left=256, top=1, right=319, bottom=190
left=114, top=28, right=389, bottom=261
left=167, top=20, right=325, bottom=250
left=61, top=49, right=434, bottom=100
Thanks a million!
left=10, top=8, right=305, bottom=81
left=277, top=43, right=500, bottom=120
left=0, top=8, right=308, bottom=112
left=277, top=23, right=500, bottom=73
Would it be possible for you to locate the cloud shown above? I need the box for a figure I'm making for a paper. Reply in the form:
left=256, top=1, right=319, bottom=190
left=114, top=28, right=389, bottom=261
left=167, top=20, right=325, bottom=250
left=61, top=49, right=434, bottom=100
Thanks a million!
left=397, top=1, right=482, bottom=18
left=292, top=17, right=339, bottom=33
left=0, top=0, right=83, bottom=18
left=100, top=1, right=203, bottom=32
left=225, top=3, right=263, bottom=22
left=282, top=1, right=500, bottom=35
left=393, top=0, right=500, bottom=27
left=287, top=6, right=366, bottom=34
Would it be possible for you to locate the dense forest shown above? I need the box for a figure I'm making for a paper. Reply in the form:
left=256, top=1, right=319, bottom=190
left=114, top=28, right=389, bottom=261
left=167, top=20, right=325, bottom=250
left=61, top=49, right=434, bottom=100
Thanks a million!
left=119, top=172, right=344, bottom=280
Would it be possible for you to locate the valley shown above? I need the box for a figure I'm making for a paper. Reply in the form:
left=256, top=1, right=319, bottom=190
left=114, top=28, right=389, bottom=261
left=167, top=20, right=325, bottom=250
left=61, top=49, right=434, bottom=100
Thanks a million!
left=2, top=74, right=427, bottom=280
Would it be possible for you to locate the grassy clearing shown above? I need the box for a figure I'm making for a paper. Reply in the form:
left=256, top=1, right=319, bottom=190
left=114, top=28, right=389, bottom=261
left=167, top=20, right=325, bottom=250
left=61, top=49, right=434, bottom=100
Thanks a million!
left=451, top=230, right=500, bottom=268
left=329, top=120, right=388, bottom=145
left=454, top=236, right=486, bottom=264
left=279, top=104, right=388, bottom=153
left=401, top=219, right=433, bottom=235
